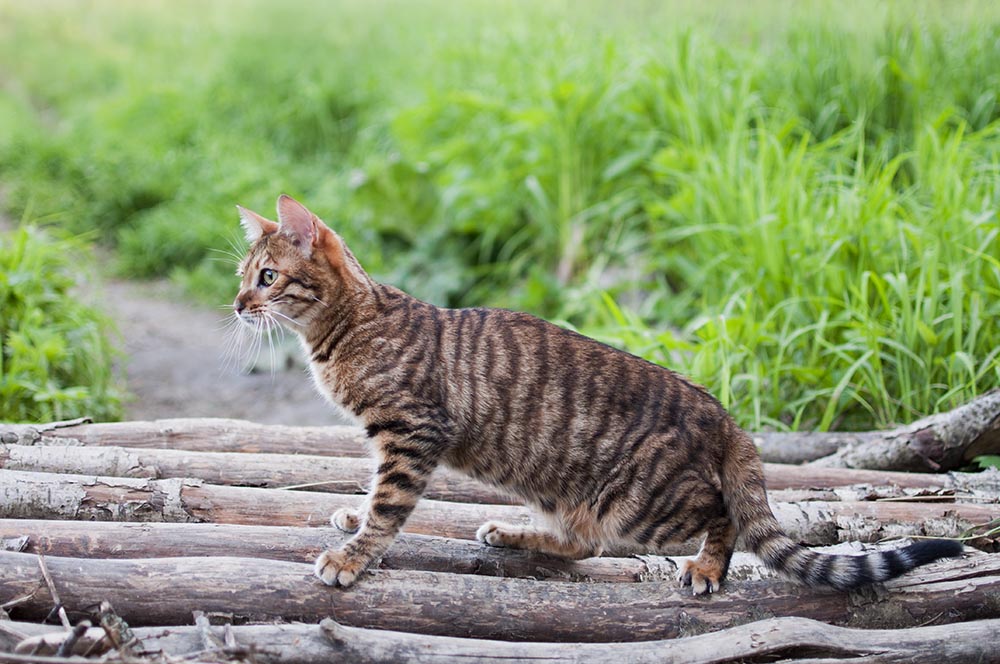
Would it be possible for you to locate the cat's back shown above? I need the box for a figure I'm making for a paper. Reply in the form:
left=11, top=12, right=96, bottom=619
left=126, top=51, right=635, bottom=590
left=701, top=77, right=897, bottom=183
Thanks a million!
left=433, top=303, right=734, bottom=499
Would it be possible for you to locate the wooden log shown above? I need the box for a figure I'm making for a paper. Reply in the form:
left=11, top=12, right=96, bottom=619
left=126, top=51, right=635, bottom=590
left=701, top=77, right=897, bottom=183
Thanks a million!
left=1, top=550, right=998, bottom=641
left=0, top=443, right=517, bottom=505
left=4, top=443, right=998, bottom=504
left=0, top=469, right=530, bottom=540
left=0, top=519, right=686, bottom=583
left=7, top=615, right=1000, bottom=663
left=0, top=417, right=371, bottom=457
left=1, top=470, right=995, bottom=549
left=803, top=389, right=1000, bottom=470
left=3, top=519, right=969, bottom=587
left=4, top=388, right=996, bottom=470
left=763, top=463, right=1000, bottom=494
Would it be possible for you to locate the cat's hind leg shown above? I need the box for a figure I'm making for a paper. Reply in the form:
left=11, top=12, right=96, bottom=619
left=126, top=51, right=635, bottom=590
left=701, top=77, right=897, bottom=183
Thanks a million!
left=676, top=516, right=737, bottom=595
left=476, top=521, right=600, bottom=559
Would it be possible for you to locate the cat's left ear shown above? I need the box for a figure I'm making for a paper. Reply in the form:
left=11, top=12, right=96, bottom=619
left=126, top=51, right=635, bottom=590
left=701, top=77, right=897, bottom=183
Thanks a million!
left=237, top=205, right=279, bottom=243
left=276, top=194, right=323, bottom=254
left=276, top=195, right=361, bottom=281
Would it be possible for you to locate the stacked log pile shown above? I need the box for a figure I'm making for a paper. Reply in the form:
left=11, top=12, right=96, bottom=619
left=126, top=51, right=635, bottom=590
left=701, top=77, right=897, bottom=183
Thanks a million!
left=1, top=390, right=998, bottom=663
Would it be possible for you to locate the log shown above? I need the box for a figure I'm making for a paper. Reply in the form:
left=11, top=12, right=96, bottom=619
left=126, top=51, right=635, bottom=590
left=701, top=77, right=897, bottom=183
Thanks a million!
left=7, top=615, right=1000, bottom=663
left=0, top=469, right=531, bottom=540
left=762, top=463, right=1000, bottom=494
left=0, top=519, right=687, bottom=583
left=4, top=519, right=973, bottom=588
left=4, top=443, right=998, bottom=503
left=761, top=388, right=1000, bottom=469
left=0, top=417, right=371, bottom=457
left=0, top=443, right=517, bottom=505
left=4, top=388, right=996, bottom=470
left=1, top=470, right=996, bottom=550
left=1, top=550, right=998, bottom=641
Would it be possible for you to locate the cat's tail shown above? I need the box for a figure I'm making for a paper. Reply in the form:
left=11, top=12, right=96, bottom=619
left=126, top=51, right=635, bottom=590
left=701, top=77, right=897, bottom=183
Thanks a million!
left=721, top=428, right=963, bottom=590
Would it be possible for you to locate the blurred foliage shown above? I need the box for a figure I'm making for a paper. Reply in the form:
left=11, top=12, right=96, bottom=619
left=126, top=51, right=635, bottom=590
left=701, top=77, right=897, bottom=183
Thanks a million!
left=0, top=226, right=123, bottom=422
left=0, top=0, right=997, bottom=430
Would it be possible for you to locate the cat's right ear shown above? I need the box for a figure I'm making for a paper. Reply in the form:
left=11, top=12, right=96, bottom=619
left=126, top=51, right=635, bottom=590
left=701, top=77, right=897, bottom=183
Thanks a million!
left=236, top=205, right=279, bottom=243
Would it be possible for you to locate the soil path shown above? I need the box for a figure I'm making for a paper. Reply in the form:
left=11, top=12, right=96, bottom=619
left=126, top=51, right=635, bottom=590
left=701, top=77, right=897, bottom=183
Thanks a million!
left=0, top=199, right=341, bottom=426
left=96, top=278, right=345, bottom=426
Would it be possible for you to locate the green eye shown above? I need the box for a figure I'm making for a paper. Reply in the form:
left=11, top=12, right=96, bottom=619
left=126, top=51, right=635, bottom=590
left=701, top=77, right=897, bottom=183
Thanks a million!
left=259, top=268, right=277, bottom=286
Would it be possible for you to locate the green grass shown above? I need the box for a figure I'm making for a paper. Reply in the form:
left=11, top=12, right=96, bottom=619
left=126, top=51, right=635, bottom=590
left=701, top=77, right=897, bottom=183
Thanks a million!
left=0, top=0, right=997, bottom=431
left=0, top=225, right=123, bottom=422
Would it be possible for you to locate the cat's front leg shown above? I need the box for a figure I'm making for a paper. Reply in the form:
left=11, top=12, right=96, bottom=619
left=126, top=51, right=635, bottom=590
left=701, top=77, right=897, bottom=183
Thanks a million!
left=314, top=435, right=437, bottom=587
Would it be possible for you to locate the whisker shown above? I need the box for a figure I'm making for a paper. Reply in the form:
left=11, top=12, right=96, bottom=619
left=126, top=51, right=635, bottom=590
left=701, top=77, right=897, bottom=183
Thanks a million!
left=219, top=313, right=251, bottom=375
left=210, top=245, right=244, bottom=261
left=271, top=310, right=304, bottom=327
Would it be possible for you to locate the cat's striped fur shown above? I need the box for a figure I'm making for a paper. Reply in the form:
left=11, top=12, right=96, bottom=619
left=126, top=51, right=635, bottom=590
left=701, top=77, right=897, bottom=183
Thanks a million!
left=233, top=195, right=963, bottom=594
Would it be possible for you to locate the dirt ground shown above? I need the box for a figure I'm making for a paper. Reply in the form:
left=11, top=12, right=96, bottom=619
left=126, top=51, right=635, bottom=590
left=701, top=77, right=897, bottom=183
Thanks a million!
left=0, top=199, right=341, bottom=426
left=95, top=277, right=346, bottom=426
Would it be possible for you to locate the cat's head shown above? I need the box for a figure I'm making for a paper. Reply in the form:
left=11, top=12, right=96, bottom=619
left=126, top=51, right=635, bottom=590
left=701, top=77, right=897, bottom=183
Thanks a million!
left=233, top=195, right=368, bottom=332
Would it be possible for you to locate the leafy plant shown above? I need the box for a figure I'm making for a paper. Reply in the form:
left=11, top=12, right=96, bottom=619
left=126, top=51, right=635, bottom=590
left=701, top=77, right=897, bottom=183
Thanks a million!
left=0, top=226, right=123, bottom=422
left=0, top=0, right=997, bottom=431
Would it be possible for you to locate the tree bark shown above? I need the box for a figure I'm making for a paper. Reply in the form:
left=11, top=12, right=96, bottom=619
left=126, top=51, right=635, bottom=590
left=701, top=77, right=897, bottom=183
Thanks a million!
left=4, top=388, right=996, bottom=471
left=761, top=462, right=1000, bottom=494
left=1, top=551, right=998, bottom=642
left=2, top=469, right=996, bottom=550
left=0, top=443, right=517, bottom=505
left=3, top=519, right=980, bottom=587
left=0, top=519, right=689, bottom=583
left=0, top=469, right=531, bottom=540
left=4, top=443, right=997, bottom=504
left=2, top=470, right=996, bottom=550
left=6, top=615, right=999, bottom=663
left=0, top=417, right=371, bottom=457
left=757, top=389, right=1000, bottom=468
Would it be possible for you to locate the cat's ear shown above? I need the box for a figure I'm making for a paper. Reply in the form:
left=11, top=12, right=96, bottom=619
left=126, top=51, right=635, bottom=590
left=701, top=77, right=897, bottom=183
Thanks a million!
left=275, top=195, right=361, bottom=281
left=236, top=205, right=278, bottom=243
left=276, top=194, right=321, bottom=253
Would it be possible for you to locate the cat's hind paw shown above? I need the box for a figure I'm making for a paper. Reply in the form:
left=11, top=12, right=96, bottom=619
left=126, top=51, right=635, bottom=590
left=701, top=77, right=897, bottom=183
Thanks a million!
left=677, top=558, right=723, bottom=596
left=331, top=507, right=361, bottom=533
left=315, top=548, right=365, bottom=587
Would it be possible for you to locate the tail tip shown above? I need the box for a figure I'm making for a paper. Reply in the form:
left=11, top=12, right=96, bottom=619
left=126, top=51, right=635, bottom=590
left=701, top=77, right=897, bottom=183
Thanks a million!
left=905, top=538, right=965, bottom=566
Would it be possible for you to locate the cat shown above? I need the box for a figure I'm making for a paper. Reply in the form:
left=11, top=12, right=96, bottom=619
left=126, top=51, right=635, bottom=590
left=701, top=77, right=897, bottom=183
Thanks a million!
left=233, top=194, right=963, bottom=594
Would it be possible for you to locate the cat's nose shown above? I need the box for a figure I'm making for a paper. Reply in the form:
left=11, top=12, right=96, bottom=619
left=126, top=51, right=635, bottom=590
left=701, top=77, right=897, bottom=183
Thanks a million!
left=234, top=299, right=246, bottom=314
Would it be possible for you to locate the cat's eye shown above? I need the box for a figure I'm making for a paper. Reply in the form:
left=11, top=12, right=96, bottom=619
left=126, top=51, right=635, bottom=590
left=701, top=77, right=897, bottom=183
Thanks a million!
left=259, top=268, right=277, bottom=287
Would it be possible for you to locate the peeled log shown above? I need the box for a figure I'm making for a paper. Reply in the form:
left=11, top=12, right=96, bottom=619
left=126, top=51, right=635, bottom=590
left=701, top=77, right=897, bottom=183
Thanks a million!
left=762, top=463, right=1000, bottom=494
left=1, top=550, right=999, bottom=641
left=1, top=519, right=975, bottom=587
left=1, top=469, right=995, bottom=550
left=3, top=388, right=996, bottom=471
left=0, top=469, right=530, bottom=539
left=0, top=417, right=371, bottom=457
left=0, top=443, right=516, bottom=505
left=0, top=553, right=1000, bottom=642
left=7, top=616, right=1000, bottom=664
left=3, top=443, right=998, bottom=505
left=759, top=389, right=1000, bottom=469
left=0, top=519, right=685, bottom=583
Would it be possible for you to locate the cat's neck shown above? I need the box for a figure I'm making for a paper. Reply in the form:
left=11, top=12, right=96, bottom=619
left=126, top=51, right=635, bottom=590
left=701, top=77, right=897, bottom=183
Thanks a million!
left=298, top=278, right=386, bottom=362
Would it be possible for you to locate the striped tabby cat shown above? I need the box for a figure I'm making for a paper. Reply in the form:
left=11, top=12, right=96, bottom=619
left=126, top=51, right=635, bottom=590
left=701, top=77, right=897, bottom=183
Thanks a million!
left=233, top=195, right=962, bottom=594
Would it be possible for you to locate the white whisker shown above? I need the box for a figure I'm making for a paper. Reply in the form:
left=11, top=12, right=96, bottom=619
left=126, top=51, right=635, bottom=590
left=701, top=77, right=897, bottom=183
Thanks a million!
left=272, top=310, right=303, bottom=327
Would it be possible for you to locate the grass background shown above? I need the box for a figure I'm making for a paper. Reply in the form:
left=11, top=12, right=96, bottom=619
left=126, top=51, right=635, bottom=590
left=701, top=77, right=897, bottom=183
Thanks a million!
left=0, top=0, right=997, bottom=430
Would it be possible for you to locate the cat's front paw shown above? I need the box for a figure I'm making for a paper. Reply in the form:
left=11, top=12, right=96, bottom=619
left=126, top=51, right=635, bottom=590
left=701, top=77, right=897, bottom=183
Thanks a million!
left=314, top=548, right=366, bottom=587
left=331, top=507, right=361, bottom=533
left=476, top=521, right=510, bottom=548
